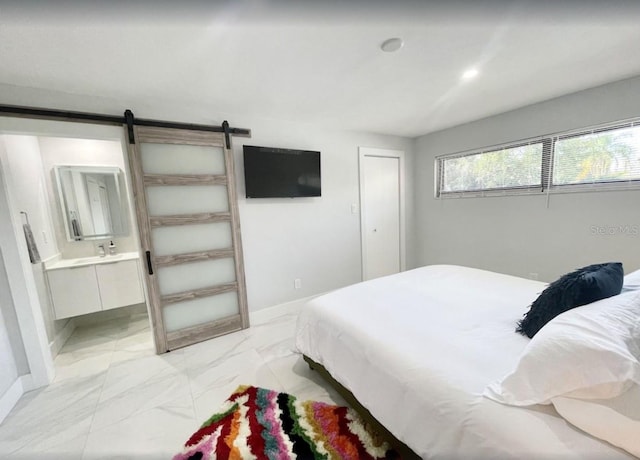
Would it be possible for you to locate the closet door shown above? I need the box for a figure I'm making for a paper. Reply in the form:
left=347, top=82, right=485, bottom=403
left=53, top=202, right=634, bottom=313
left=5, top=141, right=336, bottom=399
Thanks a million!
left=127, top=126, right=248, bottom=353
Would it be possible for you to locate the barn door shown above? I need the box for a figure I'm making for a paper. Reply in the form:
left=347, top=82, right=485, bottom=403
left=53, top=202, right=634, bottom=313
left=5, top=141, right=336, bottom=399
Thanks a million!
left=127, top=125, right=248, bottom=353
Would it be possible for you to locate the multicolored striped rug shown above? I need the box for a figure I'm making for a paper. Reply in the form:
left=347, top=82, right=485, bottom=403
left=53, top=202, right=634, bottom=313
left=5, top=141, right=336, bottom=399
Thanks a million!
left=173, top=385, right=400, bottom=460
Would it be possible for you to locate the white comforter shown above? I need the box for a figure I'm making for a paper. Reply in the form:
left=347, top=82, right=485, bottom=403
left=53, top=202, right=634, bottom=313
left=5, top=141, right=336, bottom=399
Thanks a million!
left=295, top=265, right=633, bottom=459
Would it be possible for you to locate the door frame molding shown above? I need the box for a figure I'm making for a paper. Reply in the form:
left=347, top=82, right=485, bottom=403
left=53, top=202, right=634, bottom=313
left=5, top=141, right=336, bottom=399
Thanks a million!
left=358, top=147, right=406, bottom=281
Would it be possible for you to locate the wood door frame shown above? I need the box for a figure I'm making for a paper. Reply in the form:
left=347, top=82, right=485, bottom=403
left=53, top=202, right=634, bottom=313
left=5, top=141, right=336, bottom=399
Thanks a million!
left=127, top=125, right=249, bottom=353
left=358, top=147, right=406, bottom=281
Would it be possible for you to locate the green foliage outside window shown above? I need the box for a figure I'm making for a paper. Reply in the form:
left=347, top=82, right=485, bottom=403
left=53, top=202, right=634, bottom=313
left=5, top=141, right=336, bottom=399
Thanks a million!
left=442, top=144, right=542, bottom=192
left=438, top=123, right=640, bottom=196
left=554, top=127, right=640, bottom=185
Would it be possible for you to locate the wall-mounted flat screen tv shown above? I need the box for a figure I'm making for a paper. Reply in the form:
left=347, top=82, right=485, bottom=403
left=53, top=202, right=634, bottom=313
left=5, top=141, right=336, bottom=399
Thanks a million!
left=243, top=145, right=321, bottom=198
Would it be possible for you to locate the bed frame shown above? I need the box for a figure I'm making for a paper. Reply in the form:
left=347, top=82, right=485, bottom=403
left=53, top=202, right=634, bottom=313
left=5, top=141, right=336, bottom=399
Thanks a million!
left=303, top=355, right=421, bottom=460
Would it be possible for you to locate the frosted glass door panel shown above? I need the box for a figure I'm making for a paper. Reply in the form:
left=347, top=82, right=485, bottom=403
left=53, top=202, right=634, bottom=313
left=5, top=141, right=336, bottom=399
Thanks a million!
left=157, top=258, right=236, bottom=296
left=129, top=125, right=248, bottom=353
left=146, top=186, right=229, bottom=216
left=140, top=143, right=226, bottom=175
left=163, top=292, right=239, bottom=332
left=151, top=222, right=233, bottom=256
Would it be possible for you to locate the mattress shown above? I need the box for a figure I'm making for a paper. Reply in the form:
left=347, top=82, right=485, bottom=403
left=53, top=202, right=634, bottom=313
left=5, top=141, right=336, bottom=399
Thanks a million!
left=295, top=265, right=633, bottom=459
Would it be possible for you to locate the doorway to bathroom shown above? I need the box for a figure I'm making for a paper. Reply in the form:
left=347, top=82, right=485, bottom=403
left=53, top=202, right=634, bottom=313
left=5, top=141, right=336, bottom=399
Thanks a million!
left=0, top=117, right=154, bottom=390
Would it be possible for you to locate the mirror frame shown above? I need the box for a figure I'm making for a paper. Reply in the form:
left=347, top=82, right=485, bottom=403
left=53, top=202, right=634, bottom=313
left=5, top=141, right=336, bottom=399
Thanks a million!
left=54, top=165, right=128, bottom=241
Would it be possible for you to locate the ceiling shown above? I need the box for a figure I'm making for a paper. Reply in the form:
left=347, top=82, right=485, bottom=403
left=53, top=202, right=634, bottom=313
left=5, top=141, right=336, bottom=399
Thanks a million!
left=2, top=1, right=640, bottom=138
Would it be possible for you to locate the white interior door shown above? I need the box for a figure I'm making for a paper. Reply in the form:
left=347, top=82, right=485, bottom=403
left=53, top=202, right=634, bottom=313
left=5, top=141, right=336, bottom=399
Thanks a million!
left=359, top=148, right=404, bottom=281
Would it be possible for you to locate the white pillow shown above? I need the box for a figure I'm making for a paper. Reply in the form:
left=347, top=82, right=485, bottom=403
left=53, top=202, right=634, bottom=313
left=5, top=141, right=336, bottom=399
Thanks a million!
left=622, top=268, right=640, bottom=292
left=552, top=384, right=640, bottom=457
left=485, top=290, right=640, bottom=406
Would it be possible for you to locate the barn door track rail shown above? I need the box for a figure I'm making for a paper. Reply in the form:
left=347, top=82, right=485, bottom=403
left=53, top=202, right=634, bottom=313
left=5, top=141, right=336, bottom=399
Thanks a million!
left=0, top=104, right=250, bottom=148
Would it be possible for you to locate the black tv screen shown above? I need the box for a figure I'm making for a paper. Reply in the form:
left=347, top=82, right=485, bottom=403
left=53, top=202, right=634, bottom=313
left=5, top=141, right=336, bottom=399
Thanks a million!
left=243, top=145, right=321, bottom=198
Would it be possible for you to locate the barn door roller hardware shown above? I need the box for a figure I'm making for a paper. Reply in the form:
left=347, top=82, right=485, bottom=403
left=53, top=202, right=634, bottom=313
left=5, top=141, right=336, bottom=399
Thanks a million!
left=0, top=104, right=251, bottom=146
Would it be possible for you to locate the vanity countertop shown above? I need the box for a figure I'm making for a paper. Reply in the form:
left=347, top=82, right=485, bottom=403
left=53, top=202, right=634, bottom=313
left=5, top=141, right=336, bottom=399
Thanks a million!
left=44, top=252, right=140, bottom=270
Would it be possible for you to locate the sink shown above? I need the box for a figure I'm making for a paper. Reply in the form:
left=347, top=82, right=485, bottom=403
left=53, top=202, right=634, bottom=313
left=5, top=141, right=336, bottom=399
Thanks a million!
left=71, top=254, right=125, bottom=264
left=102, top=254, right=125, bottom=261
left=46, top=252, right=137, bottom=270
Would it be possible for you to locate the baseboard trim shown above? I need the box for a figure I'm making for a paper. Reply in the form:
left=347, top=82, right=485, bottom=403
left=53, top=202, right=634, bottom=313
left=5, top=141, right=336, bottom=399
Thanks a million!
left=249, top=293, right=323, bottom=324
left=0, top=375, right=30, bottom=424
left=49, top=317, right=76, bottom=358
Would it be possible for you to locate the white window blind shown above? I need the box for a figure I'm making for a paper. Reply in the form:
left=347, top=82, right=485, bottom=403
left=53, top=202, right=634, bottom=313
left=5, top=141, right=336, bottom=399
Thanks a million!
left=438, top=141, right=543, bottom=196
left=552, top=123, right=640, bottom=188
left=435, top=117, right=640, bottom=198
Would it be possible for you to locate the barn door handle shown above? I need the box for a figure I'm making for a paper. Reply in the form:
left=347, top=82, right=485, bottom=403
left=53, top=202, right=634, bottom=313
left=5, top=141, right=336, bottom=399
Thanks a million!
left=145, top=250, right=154, bottom=275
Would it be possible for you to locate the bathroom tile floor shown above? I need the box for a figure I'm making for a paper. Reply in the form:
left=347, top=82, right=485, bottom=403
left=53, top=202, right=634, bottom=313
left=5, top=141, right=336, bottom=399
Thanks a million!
left=0, top=299, right=346, bottom=459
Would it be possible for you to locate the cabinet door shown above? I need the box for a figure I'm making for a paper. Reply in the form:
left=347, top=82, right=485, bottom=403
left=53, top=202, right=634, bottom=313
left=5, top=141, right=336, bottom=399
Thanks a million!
left=48, top=266, right=101, bottom=319
left=96, top=259, right=144, bottom=310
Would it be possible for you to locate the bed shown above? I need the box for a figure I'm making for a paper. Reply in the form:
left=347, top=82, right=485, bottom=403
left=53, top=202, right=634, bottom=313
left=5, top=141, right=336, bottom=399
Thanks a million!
left=295, top=264, right=638, bottom=459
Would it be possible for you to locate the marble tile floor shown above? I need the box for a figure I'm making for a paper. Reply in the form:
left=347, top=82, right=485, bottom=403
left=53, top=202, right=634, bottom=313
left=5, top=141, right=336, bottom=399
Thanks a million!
left=0, top=299, right=346, bottom=459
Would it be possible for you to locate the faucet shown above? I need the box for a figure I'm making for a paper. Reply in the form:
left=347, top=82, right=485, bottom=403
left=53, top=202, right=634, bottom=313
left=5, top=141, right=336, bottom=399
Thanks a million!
left=97, top=244, right=106, bottom=257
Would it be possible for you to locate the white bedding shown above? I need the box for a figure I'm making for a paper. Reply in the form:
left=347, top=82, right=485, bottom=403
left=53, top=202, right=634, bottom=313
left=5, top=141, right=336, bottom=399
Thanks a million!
left=295, top=265, right=633, bottom=459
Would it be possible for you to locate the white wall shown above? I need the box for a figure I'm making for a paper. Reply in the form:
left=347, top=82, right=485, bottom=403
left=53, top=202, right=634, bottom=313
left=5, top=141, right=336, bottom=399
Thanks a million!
left=233, top=120, right=414, bottom=310
left=415, top=76, right=640, bottom=282
left=0, top=152, right=42, bottom=423
left=1, top=136, right=58, bottom=261
left=0, top=247, right=27, bottom=375
left=0, top=251, right=20, bottom=398
left=0, top=135, right=65, bottom=347
left=0, top=146, right=54, bottom=390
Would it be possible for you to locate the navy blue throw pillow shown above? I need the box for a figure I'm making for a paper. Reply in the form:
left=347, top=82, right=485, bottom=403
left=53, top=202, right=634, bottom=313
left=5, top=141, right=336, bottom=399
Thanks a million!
left=516, top=262, right=624, bottom=338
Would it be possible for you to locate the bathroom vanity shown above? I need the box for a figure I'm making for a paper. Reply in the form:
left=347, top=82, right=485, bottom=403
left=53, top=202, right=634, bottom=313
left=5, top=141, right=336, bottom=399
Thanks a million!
left=44, top=252, right=145, bottom=319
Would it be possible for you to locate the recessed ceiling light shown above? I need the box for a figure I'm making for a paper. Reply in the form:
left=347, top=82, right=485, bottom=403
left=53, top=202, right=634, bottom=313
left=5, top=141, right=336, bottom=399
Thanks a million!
left=462, top=68, right=479, bottom=80
left=380, top=37, right=403, bottom=53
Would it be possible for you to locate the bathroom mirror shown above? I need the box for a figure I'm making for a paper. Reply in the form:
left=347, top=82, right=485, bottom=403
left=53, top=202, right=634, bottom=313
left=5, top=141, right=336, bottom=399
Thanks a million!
left=54, top=165, right=129, bottom=241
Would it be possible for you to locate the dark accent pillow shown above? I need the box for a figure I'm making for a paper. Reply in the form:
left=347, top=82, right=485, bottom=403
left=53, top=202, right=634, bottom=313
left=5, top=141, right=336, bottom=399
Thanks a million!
left=516, top=262, right=624, bottom=338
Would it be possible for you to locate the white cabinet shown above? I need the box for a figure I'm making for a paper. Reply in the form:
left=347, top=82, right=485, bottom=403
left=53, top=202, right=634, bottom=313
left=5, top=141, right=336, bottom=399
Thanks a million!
left=47, top=257, right=145, bottom=320
left=96, top=260, right=144, bottom=310
left=47, top=266, right=102, bottom=319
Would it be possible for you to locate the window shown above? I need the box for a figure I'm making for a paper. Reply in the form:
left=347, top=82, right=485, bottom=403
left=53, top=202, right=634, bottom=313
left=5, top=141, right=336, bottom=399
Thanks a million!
left=439, top=142, right=543, bottom=195
left=436, top=120, right=640, bottom=197
left=553, top=125, right=640, bottom=187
